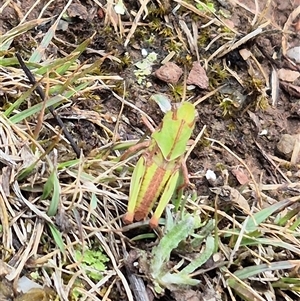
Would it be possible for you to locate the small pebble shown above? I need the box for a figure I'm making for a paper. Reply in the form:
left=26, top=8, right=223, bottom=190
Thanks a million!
left=187, top=61, right=209, bottom=89
left=154, top=62, right=183, bottom=84
left=276, top=134, right=296, bottom=160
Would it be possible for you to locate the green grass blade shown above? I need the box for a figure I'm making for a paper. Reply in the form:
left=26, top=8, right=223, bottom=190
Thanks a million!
left=230, top=260, right=299, bottom=280
left=48, top=223, right=65, bottom=254
left=9, top=82, right=89, bottom=123
left=47, top=171, right=60, bottom=216
left=55, top=34, right=95, bottom=75
left=29, top=22, right=57, bottom=63
left=0, top=57, right=40, bottom=67
left=42, top=170, right=55, bottom=200
left=17, top=163, right=37, bottom=181
left=4, top=85, right=38, bottom=117
left=35, top=52, right=80, bottom=75
left=244, top=198, right=297, bottom=232
left=241, top=237, right=300, bottom=255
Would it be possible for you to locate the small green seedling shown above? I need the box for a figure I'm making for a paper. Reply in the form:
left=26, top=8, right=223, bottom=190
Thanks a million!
left=122, top=102, right=196, bottom=228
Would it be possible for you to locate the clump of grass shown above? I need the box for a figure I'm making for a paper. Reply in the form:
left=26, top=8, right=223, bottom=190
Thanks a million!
left=1, top=1, right=300, bottom=301
left=0, top=5, right=126, bottom=300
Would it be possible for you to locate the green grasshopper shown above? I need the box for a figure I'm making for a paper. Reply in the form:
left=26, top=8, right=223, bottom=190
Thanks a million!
left=122, top=102, right=196, bottom=228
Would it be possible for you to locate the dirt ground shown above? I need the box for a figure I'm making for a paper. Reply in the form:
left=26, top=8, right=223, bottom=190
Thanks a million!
left=1, top=0, right=300, bottom=181
left=1, top=0, right=300, bottom=300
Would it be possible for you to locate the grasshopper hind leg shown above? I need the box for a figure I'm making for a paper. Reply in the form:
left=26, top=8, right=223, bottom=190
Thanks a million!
left=149, top=170, right=180, bottom=228
left=123, top=212, right=134, bottom=224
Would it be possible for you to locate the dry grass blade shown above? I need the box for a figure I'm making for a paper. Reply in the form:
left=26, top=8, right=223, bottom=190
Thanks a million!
left=173, top=0, right=213, bottom=19
left=0, top=17, right=53, bottom=50
left=124, top=0, right=150, bottom=47
left=254, top=141, right=291, bottom=183
left=0, top=0, right=12, bottom=13
left=207, top=137, right=261, bottom=205
left=95, top=232, right=134, bottom=301
left=291, top=134, right=300, bottom=166
left=271, top=65, right=279, bottom=106
left=0, top=190, right=10, bottom=255
left=216, top=27, right=264, bottom=58
left=282, top=5, right=300, bottom=55
left=7, top=219, right=44, bottom=281
left=1, top=0, right=300, bottom=300
left=193, top=84, right=226, bottom=106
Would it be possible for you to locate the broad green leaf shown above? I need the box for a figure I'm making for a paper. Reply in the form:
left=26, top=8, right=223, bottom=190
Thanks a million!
left=159, top=272, right=199, bottom=287
left=75, top=248, right=109, bottom=281
left=151, top=215, right=195, bottom=276
left=196, top=2, right=216, bottom=13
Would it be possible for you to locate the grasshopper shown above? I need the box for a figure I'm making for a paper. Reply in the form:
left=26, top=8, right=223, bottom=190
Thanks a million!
left=122, top=102, right=196, bottom=228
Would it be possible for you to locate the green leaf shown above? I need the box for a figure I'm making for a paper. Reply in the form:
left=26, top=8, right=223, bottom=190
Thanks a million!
left=196, top=2, right=216, bottom=13
left=151, top=215, right=195, bottom=276
left=190, top=219, right=215, bottom=249
left=55, top=34, right=94, bottom=75
left=47, top=171, right=60, bottom=216
left=229, top=260, right=299, bottom=281
left=90, top=193, right=98, bottom=210
left=181, top=235, right=215, bottom=274
left=17, top=163, right=36, bottom=181
left=240, top=237, right=300, bottom=255
left=75, top=248, right=109, bottom=281
left=42, top=170, right=55, bottom=199
left=48, top=223, right=65, bottom=254
left=159, top=272, right=199, bottom=287
left=35, top=52, right=79, bottom=75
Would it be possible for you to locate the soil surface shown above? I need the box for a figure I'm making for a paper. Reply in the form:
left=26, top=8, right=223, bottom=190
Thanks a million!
left=1, top=0, right=300, bottom=300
